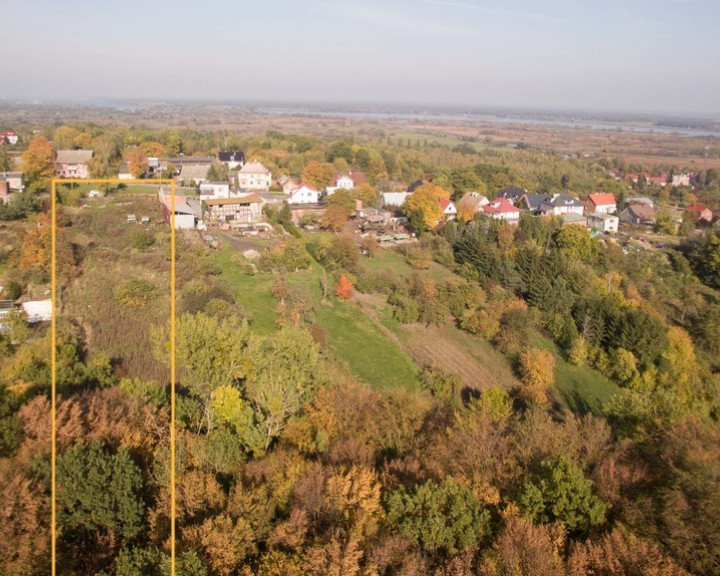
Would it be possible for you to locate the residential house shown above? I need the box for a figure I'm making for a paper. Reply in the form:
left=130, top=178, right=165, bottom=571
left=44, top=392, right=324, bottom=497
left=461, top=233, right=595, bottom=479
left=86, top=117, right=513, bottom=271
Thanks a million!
left=457, top=191, right=489, bottom=217
left=158, top=188, right=202, bottom=229
left=672, top=173, right=691, bottom=187
left=382, top=191, right=412, bottom=207
left=199, top=182, right=231, bottom=201
left=55, top=149, right=93, bottom=179
left=685, top=203, right=714, bottom=226
left=520, top=193, right=552, bottom=213
left=439, top=199, right=457, bottom=220
left=585, top=193, right=617, bottom=215
left=647, top=173, right=668, bottom=187
left=496, top=186, right=528, bottom=205
left=620, top=203, right=655, bottom=225
left=118, top=161, right=133, bottom=180
left=0, top=172, right=23, bottom=193
left=587, top=213, right=619, bottom=234
left=22, top=300, right=52, bottom=323
left=288, top=183, right=320, bottom=204
left=204, top=194, right=264, bottom=223
left=625, top=197, right=654, bottom=209
left=482, top=198, right=521, bottom=223
left=539, top=193, right=584, bottom=217
left=325, top=171, right=366, bottom=196
left=238, top=160, right=272, bottom=191
left=0, top=130, right=19, bottom=146
left=277, top=175, right=299, bottom=195
left=218, top=150, right=245, bottom=169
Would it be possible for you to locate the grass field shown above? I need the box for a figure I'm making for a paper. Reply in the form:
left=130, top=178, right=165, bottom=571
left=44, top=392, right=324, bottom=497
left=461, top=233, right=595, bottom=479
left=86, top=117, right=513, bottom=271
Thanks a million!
left=533, top=336, right=619, bottom=416
left=211, top=245, right=420, bottom=391
left=57, top=182, right=165, bottom=197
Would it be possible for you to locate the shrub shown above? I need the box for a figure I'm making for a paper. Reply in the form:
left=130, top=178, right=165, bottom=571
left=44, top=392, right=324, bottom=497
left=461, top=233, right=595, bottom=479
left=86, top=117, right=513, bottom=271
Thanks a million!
left=130, top=230, right=155, bottom=250
left=113, top=279, right=157, bottom=307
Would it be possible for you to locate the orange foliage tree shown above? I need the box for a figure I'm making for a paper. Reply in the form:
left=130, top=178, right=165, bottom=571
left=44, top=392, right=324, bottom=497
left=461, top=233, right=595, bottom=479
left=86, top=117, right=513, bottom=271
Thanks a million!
left=21, top=135, right=54, bottom=192
left=335, top=275, right=353, bottom=299
left=125, top=148, right=148, bottom=178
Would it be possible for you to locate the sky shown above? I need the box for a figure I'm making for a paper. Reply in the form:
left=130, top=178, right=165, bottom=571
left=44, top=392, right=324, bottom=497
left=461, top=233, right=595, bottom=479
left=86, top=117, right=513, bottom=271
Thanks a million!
left=1, top=0, right=719, bottom=117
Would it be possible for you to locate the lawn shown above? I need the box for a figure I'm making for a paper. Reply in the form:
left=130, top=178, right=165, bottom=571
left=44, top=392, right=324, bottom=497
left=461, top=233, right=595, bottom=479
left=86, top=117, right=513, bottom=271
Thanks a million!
left=211, top=245, right=420, bottom=391
left=57, top=182, right=166, bottom=196
left=533, top=336, right=619, bottom=416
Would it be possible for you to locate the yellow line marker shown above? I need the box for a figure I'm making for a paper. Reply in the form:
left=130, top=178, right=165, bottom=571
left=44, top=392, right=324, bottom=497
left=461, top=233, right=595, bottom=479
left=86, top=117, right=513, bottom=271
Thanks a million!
left=51, top=178, right=177, bottom=576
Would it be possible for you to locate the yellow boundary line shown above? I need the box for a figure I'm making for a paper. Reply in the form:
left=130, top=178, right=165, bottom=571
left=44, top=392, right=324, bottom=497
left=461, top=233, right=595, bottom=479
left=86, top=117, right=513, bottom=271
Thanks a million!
left=51, top=178, right=176, bottom=575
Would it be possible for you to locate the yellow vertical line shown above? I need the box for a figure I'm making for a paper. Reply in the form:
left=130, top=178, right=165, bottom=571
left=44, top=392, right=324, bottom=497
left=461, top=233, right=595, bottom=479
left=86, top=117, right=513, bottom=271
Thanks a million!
left=170, top=181, right=176, bottom=576
left=51, top=180, right=57, bottom=576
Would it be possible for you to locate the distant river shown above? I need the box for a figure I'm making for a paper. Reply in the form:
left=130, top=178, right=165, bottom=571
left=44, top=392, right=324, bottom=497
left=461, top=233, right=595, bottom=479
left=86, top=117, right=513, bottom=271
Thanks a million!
left=264, top=108, right=720, bottom=137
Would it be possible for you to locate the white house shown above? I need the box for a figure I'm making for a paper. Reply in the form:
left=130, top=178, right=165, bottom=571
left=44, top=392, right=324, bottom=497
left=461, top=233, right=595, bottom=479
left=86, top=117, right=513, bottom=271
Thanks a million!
left=238, top=160, right=272, bottom=191
left=22, top=300, right=52, bottom=323
left=382, top=191, right=412, bottom=207
left=540, top=193, right=585, bottom=217
left=288, top=183, right=320, bottom=204
left=671, top=173, right=691, bottom=187
left=199, top=182, right=231, bottom=201
left=118, top=161, right=133, bottom=180
left=0, top=130, right=19, bottom=146
left=439, top=199, right=457, bottom=219
left=482, top=198, right=521, bottom=222
left=218, top=150, right=245, bottom=169
left=587, top=213, right=619, bottom=234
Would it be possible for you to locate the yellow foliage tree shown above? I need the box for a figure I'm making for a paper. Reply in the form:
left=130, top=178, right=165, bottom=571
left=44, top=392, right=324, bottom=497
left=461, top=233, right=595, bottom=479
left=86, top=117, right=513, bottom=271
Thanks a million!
left=518, top=348, right=555, bottom=404
left=302, top=161, right=335, bottom=189
left=403, top=182, right=449, bottom=230
left=22, top=135, right=54, bottom=192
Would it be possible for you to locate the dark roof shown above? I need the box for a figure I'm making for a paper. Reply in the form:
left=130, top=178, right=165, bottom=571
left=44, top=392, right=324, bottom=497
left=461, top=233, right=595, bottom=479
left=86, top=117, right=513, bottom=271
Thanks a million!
left=496, top=186, right=527, bottom=201
left=407, top=179, right=428, bottom=193
left=524, top=193, right=552, bottom=210
left=218, top=150, right=245, bottom=163
left=544, top=193, right=583, bottom=208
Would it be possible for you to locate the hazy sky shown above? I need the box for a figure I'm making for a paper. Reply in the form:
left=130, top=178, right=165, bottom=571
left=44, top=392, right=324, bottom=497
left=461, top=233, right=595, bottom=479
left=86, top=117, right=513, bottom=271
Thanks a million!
left=2, top=0, right=719, bottom=116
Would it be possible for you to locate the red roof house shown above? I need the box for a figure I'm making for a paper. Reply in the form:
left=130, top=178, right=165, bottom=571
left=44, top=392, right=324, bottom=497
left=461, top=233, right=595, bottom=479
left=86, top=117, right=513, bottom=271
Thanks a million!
left=585, top=193, right=617, bottom=214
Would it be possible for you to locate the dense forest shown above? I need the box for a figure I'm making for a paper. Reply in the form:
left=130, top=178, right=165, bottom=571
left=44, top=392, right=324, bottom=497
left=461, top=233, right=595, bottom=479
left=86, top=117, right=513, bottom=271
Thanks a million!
left=0, top=121, right=719, bottom=576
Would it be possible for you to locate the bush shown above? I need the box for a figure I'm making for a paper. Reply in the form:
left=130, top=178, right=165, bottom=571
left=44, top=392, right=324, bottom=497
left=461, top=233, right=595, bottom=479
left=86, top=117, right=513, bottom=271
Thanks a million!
left=113, top=279, right=157, bottom=307
left=1, top=280, right=22, bottom=300
left=130, top=230, right=155, bottom=250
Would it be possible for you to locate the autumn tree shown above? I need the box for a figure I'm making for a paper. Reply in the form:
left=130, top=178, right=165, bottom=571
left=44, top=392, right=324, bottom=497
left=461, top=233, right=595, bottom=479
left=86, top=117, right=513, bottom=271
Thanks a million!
left=319, top=204, right=350, bottom=231
left=335, top=274, right=353, bottom=299
left=22, top=134, right=54, bottom=192
left=53, top=126, right=81, bottom=150
left=125, top=147, right=148, bottom=178
left=162, top=313, right=256, bottom=432
left=302, top=161, right=335, bottom=189
left=403, top=182, right=449, bottom=232
left=518, top=348, right=555, bottom=404
left=245, top=327, right=319, bottom=451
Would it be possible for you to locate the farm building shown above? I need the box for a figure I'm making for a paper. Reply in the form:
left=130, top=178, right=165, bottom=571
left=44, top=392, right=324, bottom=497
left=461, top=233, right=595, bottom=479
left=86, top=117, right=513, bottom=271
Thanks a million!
left=158, top=188, right=202, bottom=229
left=204, top=194, right=264, bottom=224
